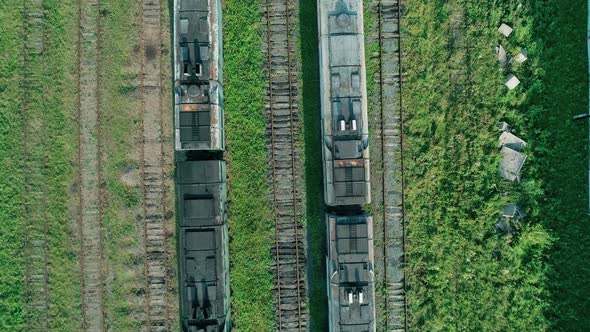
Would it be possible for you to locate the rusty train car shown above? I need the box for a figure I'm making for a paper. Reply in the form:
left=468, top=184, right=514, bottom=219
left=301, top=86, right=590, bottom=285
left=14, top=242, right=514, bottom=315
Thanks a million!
left=174, top=0, right=224, bottom=152
left=319, top=0, right=376, bottom=331
left=174, top=0, right=230, bottom=331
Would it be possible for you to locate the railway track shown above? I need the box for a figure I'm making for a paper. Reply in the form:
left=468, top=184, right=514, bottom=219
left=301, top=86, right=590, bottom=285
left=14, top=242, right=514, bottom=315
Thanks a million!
left=375, top=0, right=407, bottom=331
left=77, top=0, right=104, bottom=330
left=139, top=0, right=169, bottom=330
left=22, top=0, right=50, bottom=329
left=263, top=1, right=307, bottom=331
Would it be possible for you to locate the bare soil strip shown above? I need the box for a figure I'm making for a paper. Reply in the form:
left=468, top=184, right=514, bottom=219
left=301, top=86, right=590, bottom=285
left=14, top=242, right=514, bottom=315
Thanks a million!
left=263, top=0, right=308, bottom=330
left=22, top=0, right=50, bottom=329
left=139, top=0, right=168, bottom=330
left=77, top=0, right=104, bottom=330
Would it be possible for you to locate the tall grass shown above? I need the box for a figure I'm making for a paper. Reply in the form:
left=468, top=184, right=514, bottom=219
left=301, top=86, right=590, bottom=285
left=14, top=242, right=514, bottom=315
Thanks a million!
left=0, top=2, right=26, bottom=328
left=0, top=1, right=84, bottom=329
left=403, top=0, right=553, bottom=330
left=223, top=0, right=274, bottom=330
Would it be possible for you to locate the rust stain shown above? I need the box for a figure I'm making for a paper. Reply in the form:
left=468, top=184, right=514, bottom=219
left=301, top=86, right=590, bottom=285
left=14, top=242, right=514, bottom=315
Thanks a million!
left=336, top=159, right=365, bottom=168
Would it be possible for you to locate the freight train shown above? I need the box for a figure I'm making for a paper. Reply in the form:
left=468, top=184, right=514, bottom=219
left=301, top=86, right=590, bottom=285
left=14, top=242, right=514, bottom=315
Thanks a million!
left=318, top=0, right=376, bottom=331
left=174, top=0, right=230, bottom=331
left=326, top=214, right=375, bottom=331
left=177, top=160, right=230, bottom=331
left=174, top=0, right=224, bottom=152
left=318, top=0, right=370, bottom=208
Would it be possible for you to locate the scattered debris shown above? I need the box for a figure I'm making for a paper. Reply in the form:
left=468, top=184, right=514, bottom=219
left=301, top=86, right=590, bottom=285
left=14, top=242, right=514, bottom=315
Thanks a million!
left=498, top=128, right=527, bottom=181
left=502, top=203, right=525, bottom=219
left=504, top=74, right=520, bottom=90
left=498, top=23, right=513, bottom=37
left=496, top=218, right=515, bottom=235
left=499, top=131, right=527, bottom=151
left=496, top=203, right=526, bottom=236
left=514, top=48, right=528, bottom=63
left=499, top=146, right=527, bottom=181
left=496, top=45, right=508, bottom=67
left=498, top=121, right=510, bottom=132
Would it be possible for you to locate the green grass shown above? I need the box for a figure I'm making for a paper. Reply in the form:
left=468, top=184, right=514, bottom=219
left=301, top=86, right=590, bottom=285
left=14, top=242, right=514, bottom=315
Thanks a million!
left=0, top=2, right=26, bottom=329
left=525, top=0, right=590, bottom=329
left=403, top=0, right=555, bottom=330
left=0, top=1, right=83, bottom=329
left=43, top=1, right=84, bottom=329
left=99, top=0, right=156, bottom=329
left=223, top=1, right=274, bottom=330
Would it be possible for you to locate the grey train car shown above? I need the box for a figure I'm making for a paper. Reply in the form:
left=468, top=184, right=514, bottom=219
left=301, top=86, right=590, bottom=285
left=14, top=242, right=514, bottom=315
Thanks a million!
left=177, top=160, right=230, bottom=331
left=174, top=0, right=224, bottom=151
left=318, top=0, right=370, bottom=207
left=326, top=214, right=376, bottom=332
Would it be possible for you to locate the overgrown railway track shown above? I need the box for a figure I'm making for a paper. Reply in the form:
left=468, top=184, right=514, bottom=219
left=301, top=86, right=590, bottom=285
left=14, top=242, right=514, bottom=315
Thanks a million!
left=139, top=0, right=169, bottom=330
left=263, top=1, right=307, bottom=331
left=375, top=0, right=407, bottom=331
left=77, top=0, right=104, bottom=330
left=22, top=0, right=50, bottom=329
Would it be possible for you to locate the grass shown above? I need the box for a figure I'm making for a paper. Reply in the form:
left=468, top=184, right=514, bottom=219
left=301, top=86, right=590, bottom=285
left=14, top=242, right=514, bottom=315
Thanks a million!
left=0, top=1, right=83, bottom=329
left=98, top=0, right=146, bottom=329
left=223, top=1, right=274, bottom=330
left=361, top=1, right=388, bottom=329
left=99, top=0, right=179, bottom=329
left=402, top=0, right=588, bottom=330
left=0, top=2, right=26, bottom=329
left=43, top=1, right=84, bottom=329
left=525, top=0, right=590, bottom=329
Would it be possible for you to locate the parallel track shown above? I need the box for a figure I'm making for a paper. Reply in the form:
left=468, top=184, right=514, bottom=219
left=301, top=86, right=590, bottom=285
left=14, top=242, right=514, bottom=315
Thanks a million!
left=77, top=0, right=104, bottom=330
left=263, top=1, right=307, bottom=331
left=139, top=0, right=169, bottom=331
left=376, top=0, right=407, bottom=331
left=22, top=0, right=50, bottom=329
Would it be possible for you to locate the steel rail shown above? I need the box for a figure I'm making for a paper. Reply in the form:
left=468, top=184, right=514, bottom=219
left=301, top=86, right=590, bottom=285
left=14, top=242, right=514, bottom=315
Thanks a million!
left=377, top=0, right=407, bottom=330
left=265, top=0, right=305, bottom=330
left=77, top=0, right=104, bottom=329
left=139, top=0, right=168, bottom=330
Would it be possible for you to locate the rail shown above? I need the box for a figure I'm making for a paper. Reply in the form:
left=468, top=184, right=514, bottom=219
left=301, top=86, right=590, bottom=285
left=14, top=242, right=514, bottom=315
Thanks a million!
left=22, top=0, right=50, bottom=329
left=264, top=0, right=307, bottom=330
left=377, top=0, right=407, bottom=331
left=139, top=0, right=169, bottom=330
left=77, top=0, right=105, bottom=330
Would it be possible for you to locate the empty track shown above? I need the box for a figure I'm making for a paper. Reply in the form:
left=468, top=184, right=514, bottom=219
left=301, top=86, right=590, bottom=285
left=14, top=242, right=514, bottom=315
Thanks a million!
left=139, top=0, right=169, bottom=330
left=263, top=0, right=307, bottom=331
left=376, top=0, right=407, bottom=331
left=77, top=0, right=104, bottom=330
left=22, top=0, right=50, bottom=329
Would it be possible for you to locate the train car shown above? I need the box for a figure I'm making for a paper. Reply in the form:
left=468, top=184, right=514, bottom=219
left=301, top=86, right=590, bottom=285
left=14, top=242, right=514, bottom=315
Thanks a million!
left=177, top=160, right=230, bottom=331
left=318, top=0, right=370, bottom=206
left=326, top=214, right=376, bottom=332
left=174, top=0, right=224, bottom=151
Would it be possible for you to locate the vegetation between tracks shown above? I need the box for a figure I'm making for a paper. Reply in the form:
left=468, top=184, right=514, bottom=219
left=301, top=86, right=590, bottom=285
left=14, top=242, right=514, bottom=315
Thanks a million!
left=223, top=1, right=274, bottom=330
left=403, top=0, right=588, bottom=330
left=98, top=0, right=148, bottom=329
left=0, top=1, right=83, bottom=329
left=43, top=1, right=84, bottom=329
left=0, top=3, right=27, bottom=328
